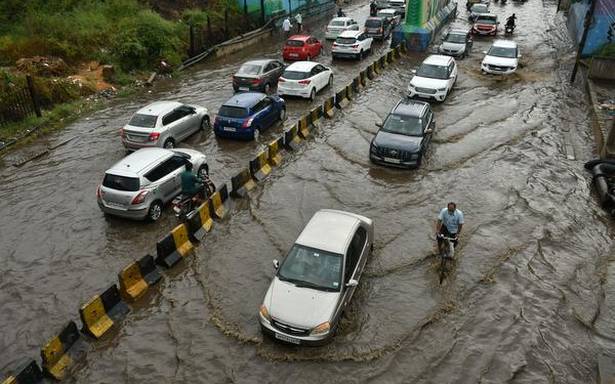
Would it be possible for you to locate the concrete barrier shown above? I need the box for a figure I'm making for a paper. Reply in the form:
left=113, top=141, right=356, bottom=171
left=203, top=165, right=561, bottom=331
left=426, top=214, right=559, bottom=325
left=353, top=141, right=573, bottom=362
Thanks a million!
left=1, top=359, right=43, bottom=384
left=589, top=57, right=615, bottom=81
left=400, top=41, right=407, bottom=54
left=186, top=201, right=214, bottom=240
left=387, top=50, right=395, bottom=62
left=79, top=285, right=129, bottom=339
left=335, top=88, right=350, bottom=109
left=40, top=321, right=85, bottom=380
left=118, top=254, right=162, bottom=301
left=231, top=168, right=256, bottom=198
left=268, top=137, right=283, bottom=166
left=323, top=96, right=336, bottom=118
left=393, top=46, right=401, bottom=58
left=366, top=65, right=375, bottom=80
left=352, top=76, right=362, bottom=92
left=346, top=84, right=354, bottom=101
left=249, top=150, right=272, bottom=181
left=372, top=61, right=381, bottom=75
left=209, top=184, right=228, bottom=219
left=297, top=116, right=311, bottom=139
left=379, top=55, right=387, bottom=69
left=359, top=70, right=368, bottom=86
left=284, top=125, right=303, bottom=150
left=155, top=224, right=194, bottom=268
left=309, top=105, right=323, bottom=128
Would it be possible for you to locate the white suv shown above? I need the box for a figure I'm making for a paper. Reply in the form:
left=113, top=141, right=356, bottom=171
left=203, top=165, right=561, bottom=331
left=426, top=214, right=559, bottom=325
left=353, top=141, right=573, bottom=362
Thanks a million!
left=332, top=30, right=373, bottom=60
left=325, top=17, right=360, bottom=40
left=408, top=55, right=457, bottom=102
left=481, top=40, right=520, bottom=75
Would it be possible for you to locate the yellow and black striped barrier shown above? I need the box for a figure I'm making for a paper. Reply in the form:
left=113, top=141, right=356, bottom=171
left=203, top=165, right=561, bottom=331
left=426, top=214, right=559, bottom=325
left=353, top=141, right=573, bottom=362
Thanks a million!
left=231, top=168, right=256, bottom=198
left=40, top=321, right=85, bottom=380
left=323, top=96, right=336, bottom=118
left=283, top=124, right=302, bottom=150
left=79, top=285, right=129, bottom=339
left=209, top=184, right=228, bottom=219
left=186, top=201, right=214, bottom=240
left=379, top=55, right=387, bottom=68
left=249, top=149, right=272, bottom=181
left=335, top=88, right=349, bottom=108
left=366, top=65, right=375, bottom=80
left=268, top=137, right=283, bottom=166
left=118, top=254, right=162, bottom=301
left=155, top=224, right=194, bottom=268
left=359, top=70, right=367, bottom=86
left=297, top=115, right=310, bottom=139
left=1, top=359, right=43, bottom=384
left=372, top=61, right=381, bottom=75
left=346, top=83, right=354, bottom=101
left=309, top=105, right=323, bottom=128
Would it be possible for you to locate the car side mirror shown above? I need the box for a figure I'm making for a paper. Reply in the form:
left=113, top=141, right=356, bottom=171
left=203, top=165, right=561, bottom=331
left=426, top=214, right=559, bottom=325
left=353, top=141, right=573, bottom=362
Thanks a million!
left=273, top=259, right=280, bottom=269
left=189, top=107, right=197, bottom=114
left=346, top=279, right=359, bottom=287
left=376, top=122, right=383, bottom=128
left=411, top=69, right=417, bottom=74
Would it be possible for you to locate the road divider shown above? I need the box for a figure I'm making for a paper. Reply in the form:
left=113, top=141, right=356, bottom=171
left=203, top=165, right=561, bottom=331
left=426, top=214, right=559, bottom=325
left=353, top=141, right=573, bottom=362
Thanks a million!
left=335, top=88, right=350, bottom=108
left=298, top=116, right=311, bottom=139
left=346, top=84, right=355, bottom=101
left=283, top=125, right=303, bottom=150
left=187, top=202, right=214, bottom=240
left=250, top=150, right=272, bottom=181
left=118, top=255, right=162, bottom=301
left=359, top=70, right=367, bottom=86
left=323, top=96, right=336, bottom=118
left=379, top=55, right=387, bottom=69
left=309, top=106, right=323, bottom=128
left=372, top=61, right=381, bottom=75
left=352, top=76, right=362, bottom=92
left=231, top=168, right=256, bottom=198
left=40, top=320, right=84, bottom=380
left=1, top=359, right=43, bottom=384
left=209, top=184, right=229, bottom=219
left=156, top=224, right=194, bottom=268
left=79, top=285, right=129, bottom=339
left=268, top=138, right=283, bottom=166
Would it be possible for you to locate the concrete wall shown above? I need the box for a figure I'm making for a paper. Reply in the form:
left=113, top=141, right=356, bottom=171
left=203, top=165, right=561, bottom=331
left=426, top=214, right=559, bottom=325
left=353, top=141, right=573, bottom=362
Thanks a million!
left=567, top=0, right=615, bottom=57
left=589, top=57, right=615, bottom=80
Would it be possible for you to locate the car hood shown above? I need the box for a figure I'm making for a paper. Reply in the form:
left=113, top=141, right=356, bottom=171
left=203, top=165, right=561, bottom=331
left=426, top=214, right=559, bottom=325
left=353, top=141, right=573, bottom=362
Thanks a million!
left=266, top=277, right=340, bottom=329
left=441, top=41, right=465, bottom=51
left=373, top=130, right=423, bottom=152
left=482, top=55, right=518, bottom=67
left=410, top=75, right=449, bottom=89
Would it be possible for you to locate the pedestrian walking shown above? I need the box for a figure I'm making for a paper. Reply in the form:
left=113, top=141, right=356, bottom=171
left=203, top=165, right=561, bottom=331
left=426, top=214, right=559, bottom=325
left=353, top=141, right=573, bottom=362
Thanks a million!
left=282, top=17, right=292, bottom=37
left=295, top=13, right=303, bottom=33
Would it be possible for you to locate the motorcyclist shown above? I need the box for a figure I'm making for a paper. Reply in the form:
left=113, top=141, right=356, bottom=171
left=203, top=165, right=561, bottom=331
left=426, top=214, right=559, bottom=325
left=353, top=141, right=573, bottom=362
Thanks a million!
left=370, top=1, right=377, bottom=16
left=337, top=8, right=345, bottom=17
left=506, top=14, right=516, bottom=29
left=436, top=202, right=464, bottom=249
left=180, top=162, right=204, bottom=200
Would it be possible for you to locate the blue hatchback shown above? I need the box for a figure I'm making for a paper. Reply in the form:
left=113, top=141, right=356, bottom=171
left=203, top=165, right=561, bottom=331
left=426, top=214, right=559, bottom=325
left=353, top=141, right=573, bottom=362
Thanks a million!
left=214, top=92, right=286, bottom=140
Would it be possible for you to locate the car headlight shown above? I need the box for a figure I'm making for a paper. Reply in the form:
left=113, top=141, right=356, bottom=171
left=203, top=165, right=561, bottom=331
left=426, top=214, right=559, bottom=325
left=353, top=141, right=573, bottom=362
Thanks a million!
left=370, top=143, right=378, bottom=153
left=259, top=305, right=271, bottom=321
left=437, top=87, right=447, bottom=92
left=310, top=321, right=331, bottom=336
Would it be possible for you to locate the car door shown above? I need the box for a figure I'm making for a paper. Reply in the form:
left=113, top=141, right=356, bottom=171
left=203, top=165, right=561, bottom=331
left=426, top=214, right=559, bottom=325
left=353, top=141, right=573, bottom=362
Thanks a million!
left=178, top=105, right=198, bottom=138
left=315, top=65, right=328, bottom=91
left=448, top=60, right=457, bottom=88
left=259, top=97, right=275, bottom=128
left=273, top=60, right=285, bottom=81
left=422, top=109, right=434, bottom=150
left=161, top=110, right=182, bottom=140
left=159, top=155, right=188, bottom=200
left=341, top=226, right=368, bottom=309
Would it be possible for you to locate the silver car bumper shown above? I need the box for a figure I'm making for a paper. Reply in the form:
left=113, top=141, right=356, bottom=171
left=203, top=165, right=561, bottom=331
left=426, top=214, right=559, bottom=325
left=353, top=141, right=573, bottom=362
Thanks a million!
left=98, top=201, right=149, bottom=220
left=259, top=315, right=332, bottom=346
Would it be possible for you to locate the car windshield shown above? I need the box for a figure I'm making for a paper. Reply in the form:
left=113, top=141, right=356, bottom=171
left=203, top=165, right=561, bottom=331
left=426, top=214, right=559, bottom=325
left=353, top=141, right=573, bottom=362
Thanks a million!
left=237, top=64, right=262, bottom=75
left=286, top=40, right=305, bottom=47
left=282, top=70, right=310, bottom=80
left=476, top=16, right=497, bottom=24
left=471, top=4, right=488, bottom=12
left=277, top=244, right=342, bottom=291
left=378, top=11, right=394, bottom=17
left=382, top=114, right=423, bottom=136
left=128, top=114, right=157, bottom=128
left=102, top=174, right=140, bottom=191
left=336, top=37, right=357, bottom=44
left=445, top=33, right=466, bottom=43
left=218, top=105, right=249, bottom=118
left=365, top=19, right=382, bottom=28
left=488, top=46, right=517, bottom=58
left=416, top=63, right=449, bottom=79
left=330, top=20, right=345, bottom=27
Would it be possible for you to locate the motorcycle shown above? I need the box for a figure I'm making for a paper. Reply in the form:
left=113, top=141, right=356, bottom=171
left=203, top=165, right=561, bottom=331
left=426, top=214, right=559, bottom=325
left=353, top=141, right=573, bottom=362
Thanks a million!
left=172, top=175, right=216, bottom=221
left=505, top=23, right=515, bottom=35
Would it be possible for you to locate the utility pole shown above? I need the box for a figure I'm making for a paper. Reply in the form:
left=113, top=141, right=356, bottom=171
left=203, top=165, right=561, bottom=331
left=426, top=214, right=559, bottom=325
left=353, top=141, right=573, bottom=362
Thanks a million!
left=570, top=0, right=597, bottom=83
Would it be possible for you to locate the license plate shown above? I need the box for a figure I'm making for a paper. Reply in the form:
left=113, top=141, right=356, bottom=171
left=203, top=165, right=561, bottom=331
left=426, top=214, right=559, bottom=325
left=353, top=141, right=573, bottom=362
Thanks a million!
left=275, top=333, right=300, bottom=344
left=223, top=127, right=237, bottom=132
left=290, top=53, right=299, bottom=57
left=238, top=87, right=249, bottom=91
left=384, top=157, right=401, bottom=164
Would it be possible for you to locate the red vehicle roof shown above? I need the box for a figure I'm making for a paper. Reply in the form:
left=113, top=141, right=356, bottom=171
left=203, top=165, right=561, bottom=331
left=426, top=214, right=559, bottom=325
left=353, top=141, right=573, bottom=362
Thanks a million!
left=287, top=35, right=312, bottom=42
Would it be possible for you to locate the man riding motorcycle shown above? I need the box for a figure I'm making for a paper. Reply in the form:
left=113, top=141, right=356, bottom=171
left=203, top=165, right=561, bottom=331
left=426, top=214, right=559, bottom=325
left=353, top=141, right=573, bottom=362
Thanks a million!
left=337, top=7, right=346, bottom=17
left=181, top=162, right=205, bottom=200
left=506, top=14, right=516, bottom=29
left=436, top=202, right=464, bottom=250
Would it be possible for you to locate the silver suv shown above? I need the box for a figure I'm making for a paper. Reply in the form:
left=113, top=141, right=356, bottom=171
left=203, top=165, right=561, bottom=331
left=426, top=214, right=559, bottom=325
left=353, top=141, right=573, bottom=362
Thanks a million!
left=97, top=148, right=209, bottom=221
left=121, top=101, right=209, bottom=150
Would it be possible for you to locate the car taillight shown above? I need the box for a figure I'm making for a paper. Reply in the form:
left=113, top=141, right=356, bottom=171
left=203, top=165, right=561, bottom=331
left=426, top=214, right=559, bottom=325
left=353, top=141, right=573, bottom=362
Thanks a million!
left=352, top=44, right=359, bottom=48
left=333, top=42, right=338, bottom=46
left=242, top=117, right=254, bottom=128
left=119, top=128, right=125, bottom=138
left=251, top=78, right=262, bottom=85
left=131, top=190, right=148, bottom=205
left=148, top=132, right=160, bottom=142
left=298, top=79, right=311, bottom=85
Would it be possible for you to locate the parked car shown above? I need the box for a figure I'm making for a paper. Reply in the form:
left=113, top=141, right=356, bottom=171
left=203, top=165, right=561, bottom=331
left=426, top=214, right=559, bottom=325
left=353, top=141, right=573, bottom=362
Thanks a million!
left=481, top=39, right=520, bottom=75
left=213, top=92, right=285, bottom=140
left=282, top=35, right=323, bottom=61
left=232, top=59, right=285, bottom=94
left=120, top=101, right=209, bottom=150
left=377, top=9, right=401, bottom=25
left=408, top=55, right=457, bottom=102
left=466, top=0, right=489, bottom=9
left=332, top=30, right=373, bottom=60
left=438, top=28, right=473, bottom=58
left=388, top=0, right=406, bottom=17
left=325, top=17, right=360, bottom=40
left=472, top=14, right=498, bottom=36
left=277, top=61, right=333, bottom=100
left=97, top=148, right=209, bottom=222
left=259, top=209, right=374, bottom=345
left=364, top=17, right=393, bottom=40
left=369, top=99, right=435, bottom=168
left=469, top=3, right=489, bottom=21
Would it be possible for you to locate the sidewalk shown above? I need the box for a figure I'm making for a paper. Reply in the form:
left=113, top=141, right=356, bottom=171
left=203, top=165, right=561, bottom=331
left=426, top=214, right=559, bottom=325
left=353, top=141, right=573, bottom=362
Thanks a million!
left=586, top=77, right=615, bottom=157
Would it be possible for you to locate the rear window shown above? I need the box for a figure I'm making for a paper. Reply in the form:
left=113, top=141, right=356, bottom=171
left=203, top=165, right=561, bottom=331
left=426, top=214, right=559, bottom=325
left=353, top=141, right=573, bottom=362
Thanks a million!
left=218, top=105, right=249, bottom=118
left=286, top=40, right=305, bottom=47
left=237, top=64, right=262, bottom=75
left=282, top=70, right=310, bottom=80
left=365, top=19, right=382, bottom=28
left=336, top=37, right=357, bottom=45
left=128, top=114, right=157, bottom=128
left=103, top=174, right=140, bottom=191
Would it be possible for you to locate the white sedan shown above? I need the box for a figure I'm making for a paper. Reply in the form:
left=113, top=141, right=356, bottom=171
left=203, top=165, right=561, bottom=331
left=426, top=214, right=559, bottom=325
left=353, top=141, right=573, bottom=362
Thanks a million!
left=277, top=61, right=333, bottom=100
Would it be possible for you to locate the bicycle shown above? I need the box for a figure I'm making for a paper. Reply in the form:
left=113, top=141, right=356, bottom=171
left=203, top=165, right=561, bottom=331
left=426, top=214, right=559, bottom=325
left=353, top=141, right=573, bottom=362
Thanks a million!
left=437, top=234, right=456, bottom=284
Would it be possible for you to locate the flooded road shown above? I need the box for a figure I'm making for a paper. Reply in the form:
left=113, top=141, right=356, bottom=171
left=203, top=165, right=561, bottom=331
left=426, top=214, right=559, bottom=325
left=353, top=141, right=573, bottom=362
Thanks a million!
left=2, top=0, right=615, bottom=382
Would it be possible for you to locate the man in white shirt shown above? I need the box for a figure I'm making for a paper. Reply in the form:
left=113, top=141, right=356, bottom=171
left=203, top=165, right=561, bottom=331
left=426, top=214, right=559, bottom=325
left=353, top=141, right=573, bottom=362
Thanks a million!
left=295, top=13, right=303, bottom=32
left=282, top=17, right=292, bottom=37
left=436, top=202, right=464, bottom=248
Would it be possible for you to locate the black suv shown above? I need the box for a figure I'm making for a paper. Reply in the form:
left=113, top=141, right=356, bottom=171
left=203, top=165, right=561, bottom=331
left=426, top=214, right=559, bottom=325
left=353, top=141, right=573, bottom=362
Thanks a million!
left=369, top=99, right=435, bottom=168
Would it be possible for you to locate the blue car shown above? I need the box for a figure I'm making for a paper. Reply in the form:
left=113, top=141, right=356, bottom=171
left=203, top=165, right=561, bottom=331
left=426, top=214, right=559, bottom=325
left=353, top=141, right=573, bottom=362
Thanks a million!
left=214, top=92, right=286, bottom=140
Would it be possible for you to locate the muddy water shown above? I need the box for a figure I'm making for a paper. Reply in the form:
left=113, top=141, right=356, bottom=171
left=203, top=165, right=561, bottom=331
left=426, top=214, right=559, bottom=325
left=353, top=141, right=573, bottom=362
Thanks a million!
left=2, top=0, right=615, bottom=382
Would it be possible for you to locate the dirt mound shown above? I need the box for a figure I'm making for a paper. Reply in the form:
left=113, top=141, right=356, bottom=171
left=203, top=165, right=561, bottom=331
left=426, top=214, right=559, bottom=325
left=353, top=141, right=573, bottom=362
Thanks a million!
left=15, top=56, right=73, bottom=77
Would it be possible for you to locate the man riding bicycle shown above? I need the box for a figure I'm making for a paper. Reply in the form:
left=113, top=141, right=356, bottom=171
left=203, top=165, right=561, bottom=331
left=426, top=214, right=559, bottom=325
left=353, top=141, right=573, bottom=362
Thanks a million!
left=180, top=162, right=204, bottom=199
left=436, top=202, right=464, bottom=249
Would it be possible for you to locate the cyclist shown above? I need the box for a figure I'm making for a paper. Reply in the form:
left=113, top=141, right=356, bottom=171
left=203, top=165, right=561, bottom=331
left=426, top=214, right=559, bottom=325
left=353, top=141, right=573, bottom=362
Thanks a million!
left=436, top=202, right=464, bottom=249
left=180, top=162, right=204, bottom=199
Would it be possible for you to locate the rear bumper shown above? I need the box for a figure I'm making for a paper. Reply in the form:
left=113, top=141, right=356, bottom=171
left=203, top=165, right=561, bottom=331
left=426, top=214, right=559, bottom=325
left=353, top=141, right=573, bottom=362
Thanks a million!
left=278, top=85, right=311, bottom=98
left=233, top=84, right=263, bottom=92
left=332, top=50, right=360, bottom=59
left=98, top=202, right=149, bottom=220
left=325, top=31, right=341, bottom=40
left=283, top=52, right=307, bottom=61
left=121, top=138, right=161, bottom=150
left=214, top=126, right=255, bottom=140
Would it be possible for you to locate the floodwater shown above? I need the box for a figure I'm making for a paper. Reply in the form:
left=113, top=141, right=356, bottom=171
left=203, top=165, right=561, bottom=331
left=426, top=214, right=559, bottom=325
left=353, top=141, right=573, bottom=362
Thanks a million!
left=1, top=0, right=614, bottom=382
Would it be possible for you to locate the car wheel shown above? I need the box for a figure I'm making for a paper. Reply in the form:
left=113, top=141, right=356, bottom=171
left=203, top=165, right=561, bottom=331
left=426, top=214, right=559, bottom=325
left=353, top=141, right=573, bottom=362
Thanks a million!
left=147, top=200, right=163, bottom=222
left=264, top=83, right=272, bottom=94
left=279, top=107, right=286, bottom=121
left=163, top=138, right=175, bottom=148
left=200, top=116, right=210, bottom=130
left=252, top=127, right=260, bottom=140
left=309, top=88, right=316, bottom=101
left=358, top=50, right=364, bottom=60
left=197, top=164, right=209, bottom=179
left=328, top=75, right=333, bottom=88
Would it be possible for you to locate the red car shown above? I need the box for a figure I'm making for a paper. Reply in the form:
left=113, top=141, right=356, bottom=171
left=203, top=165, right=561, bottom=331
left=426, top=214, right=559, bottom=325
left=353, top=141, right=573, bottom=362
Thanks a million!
left=282, top=35, right=323, bottom=61
left=472, top=14, right=498, bottom=36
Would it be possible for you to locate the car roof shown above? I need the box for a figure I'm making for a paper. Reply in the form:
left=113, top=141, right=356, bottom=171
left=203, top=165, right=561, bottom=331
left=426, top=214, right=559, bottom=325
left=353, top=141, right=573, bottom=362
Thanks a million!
left=448, top=28, right=470, bottom=34
left=288, top=35, right=311, bottom=41
left=379, top=9, right=396, bottom=13
left=296, top=210, right=361, bottom=254
left=339, top=30, right=361, bottom=38
left=330, top=17, right=353, bottom=22
left=107, top=148, right=173, bottom=176
left=492, top=39, right=517, bottom=48
left=284, top=61, right=319, bottom=72
left=422, top=54, right=452, bottom=66
left=242, top=59, right=274, bottom=67
left=136, top=101, right=182, bottom=116
left=393, top=98, right=430, bottom=117
left=223, top=92, right=266, bottom=107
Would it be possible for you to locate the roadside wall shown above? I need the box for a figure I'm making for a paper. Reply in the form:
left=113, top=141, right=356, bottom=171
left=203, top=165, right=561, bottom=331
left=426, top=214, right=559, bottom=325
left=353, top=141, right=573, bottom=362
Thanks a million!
left=567, top=0, right=615, bottom=57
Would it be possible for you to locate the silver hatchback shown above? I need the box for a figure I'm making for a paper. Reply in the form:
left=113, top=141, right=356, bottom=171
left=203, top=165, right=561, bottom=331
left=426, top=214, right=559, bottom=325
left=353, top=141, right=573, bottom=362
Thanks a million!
left=97, top=148, right=209, bottom=221
left=259, top=209, right=374, bottom=345
left=121, top=101, right=210, bottom=150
